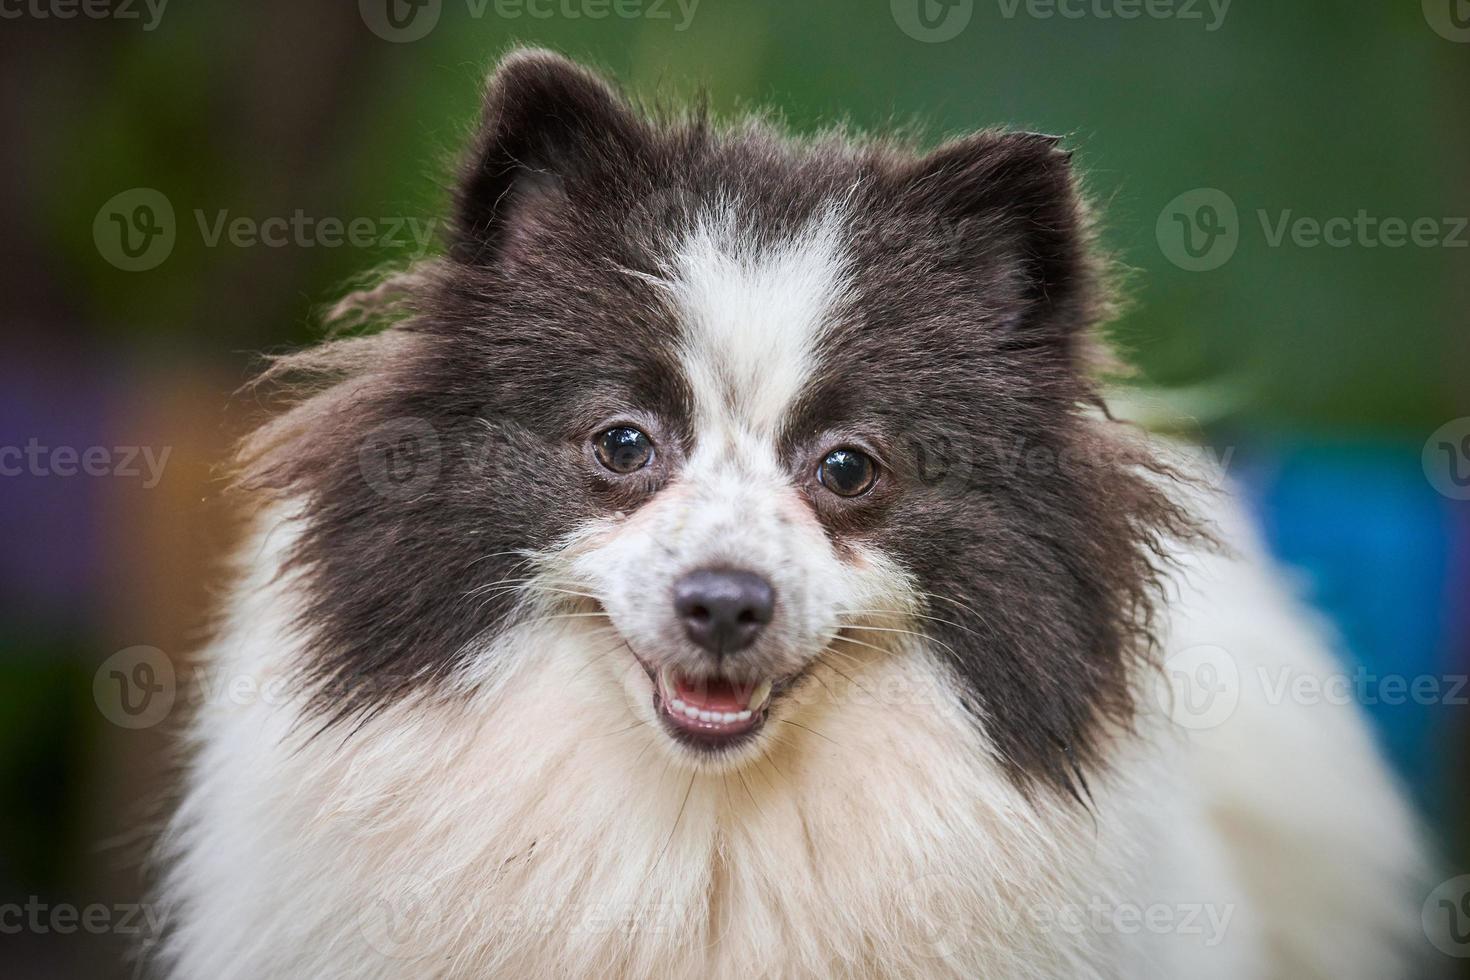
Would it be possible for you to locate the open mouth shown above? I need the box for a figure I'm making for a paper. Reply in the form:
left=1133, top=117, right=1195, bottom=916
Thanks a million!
left=653, top=667, right=774, bottom=748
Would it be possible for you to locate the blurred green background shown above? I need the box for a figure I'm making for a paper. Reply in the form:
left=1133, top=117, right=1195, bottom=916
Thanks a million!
left=1, top=0, right=1466, bottom=975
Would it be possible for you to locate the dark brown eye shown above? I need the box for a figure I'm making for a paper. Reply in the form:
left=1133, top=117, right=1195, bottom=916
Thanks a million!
left=594, top=427, right=654, bottom=473
left=818, top=448, right=877, bottom=497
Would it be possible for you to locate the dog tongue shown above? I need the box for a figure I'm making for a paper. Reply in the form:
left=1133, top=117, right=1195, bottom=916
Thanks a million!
left=674, top=673, right=749, bottom=712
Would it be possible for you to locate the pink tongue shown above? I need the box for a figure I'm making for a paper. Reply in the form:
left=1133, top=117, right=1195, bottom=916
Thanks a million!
left=674, top=674, right=749, bottom=712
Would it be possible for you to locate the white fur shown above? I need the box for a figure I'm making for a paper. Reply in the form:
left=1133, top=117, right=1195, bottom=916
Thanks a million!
left=664, top=202, right=851, bottom=438
left=159, top=476, right=1426, bottom=978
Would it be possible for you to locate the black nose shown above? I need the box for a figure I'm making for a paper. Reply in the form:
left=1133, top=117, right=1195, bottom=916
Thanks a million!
left=673, top=568, right=775, bottom=655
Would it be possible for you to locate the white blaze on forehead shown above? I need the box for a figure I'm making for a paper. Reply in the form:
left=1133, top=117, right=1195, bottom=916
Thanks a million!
left=662, top=204, right=852, bottom=438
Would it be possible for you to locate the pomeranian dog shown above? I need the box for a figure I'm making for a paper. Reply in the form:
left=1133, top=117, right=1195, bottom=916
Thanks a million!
left=160, top=49, right=1428, bottom=979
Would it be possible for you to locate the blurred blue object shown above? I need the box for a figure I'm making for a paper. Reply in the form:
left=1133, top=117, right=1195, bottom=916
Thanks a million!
left=1231, top=433, right=1468, bottom=831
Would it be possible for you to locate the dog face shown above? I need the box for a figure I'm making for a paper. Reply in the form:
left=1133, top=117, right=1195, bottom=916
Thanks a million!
left=558, top=204, right=920, bottom=760
left=246, top=50, right=1191, bottom=793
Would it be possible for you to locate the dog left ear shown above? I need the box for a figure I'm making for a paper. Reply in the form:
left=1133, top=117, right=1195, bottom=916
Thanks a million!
left=903, top=131, right=1101, bottom=352
left=451, top=49, right=648, bottom=264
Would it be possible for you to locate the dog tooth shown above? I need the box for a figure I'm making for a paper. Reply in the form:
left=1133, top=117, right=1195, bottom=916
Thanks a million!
left=750, top=680, right=773, bottom=709
left=736, top=710, right=751, bottom=721
left=683, top=704, right=700, bottom=720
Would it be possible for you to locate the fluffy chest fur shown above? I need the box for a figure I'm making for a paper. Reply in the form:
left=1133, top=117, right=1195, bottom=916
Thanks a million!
left=164, top=519, right=1260, bottom=980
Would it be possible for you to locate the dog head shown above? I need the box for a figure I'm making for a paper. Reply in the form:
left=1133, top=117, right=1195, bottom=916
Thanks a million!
left=244, top=50, right=1193, bottom=794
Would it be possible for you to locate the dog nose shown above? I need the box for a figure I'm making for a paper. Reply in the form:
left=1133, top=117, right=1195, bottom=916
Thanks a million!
left=673, top=568, right=775, bottom=655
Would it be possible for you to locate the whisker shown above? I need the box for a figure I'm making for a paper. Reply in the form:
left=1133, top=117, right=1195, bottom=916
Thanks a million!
left=836, top=608, right=985, bottom=639
left=918, top=590, right=999, bottom=631
left=593, top=720, right=649, bottom=740
left=777, top=718, right=838, bottom=746
left=736, top=769, right=767, bottom=821
left=649, top=772, right=698, bottom=879
left=463, top=578, right=600, bottom=603
left=822, top=633, right=890, bottom=658
left=466, top=550, right=537, bottom=566
left=836, top=623, right=960, bottom=656
left=566, top=635, right=636, bottom=684
left=811, top=656, right=881, bottom=703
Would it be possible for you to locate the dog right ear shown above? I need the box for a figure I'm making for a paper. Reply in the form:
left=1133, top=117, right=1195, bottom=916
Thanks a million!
left=451, top=49, right=646, bottom=264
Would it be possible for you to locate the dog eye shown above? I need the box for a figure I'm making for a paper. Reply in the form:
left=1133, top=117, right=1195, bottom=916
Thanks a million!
left=818, top=448, right=877, bottom=497
left=593, top=426, right=654, bottom=473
